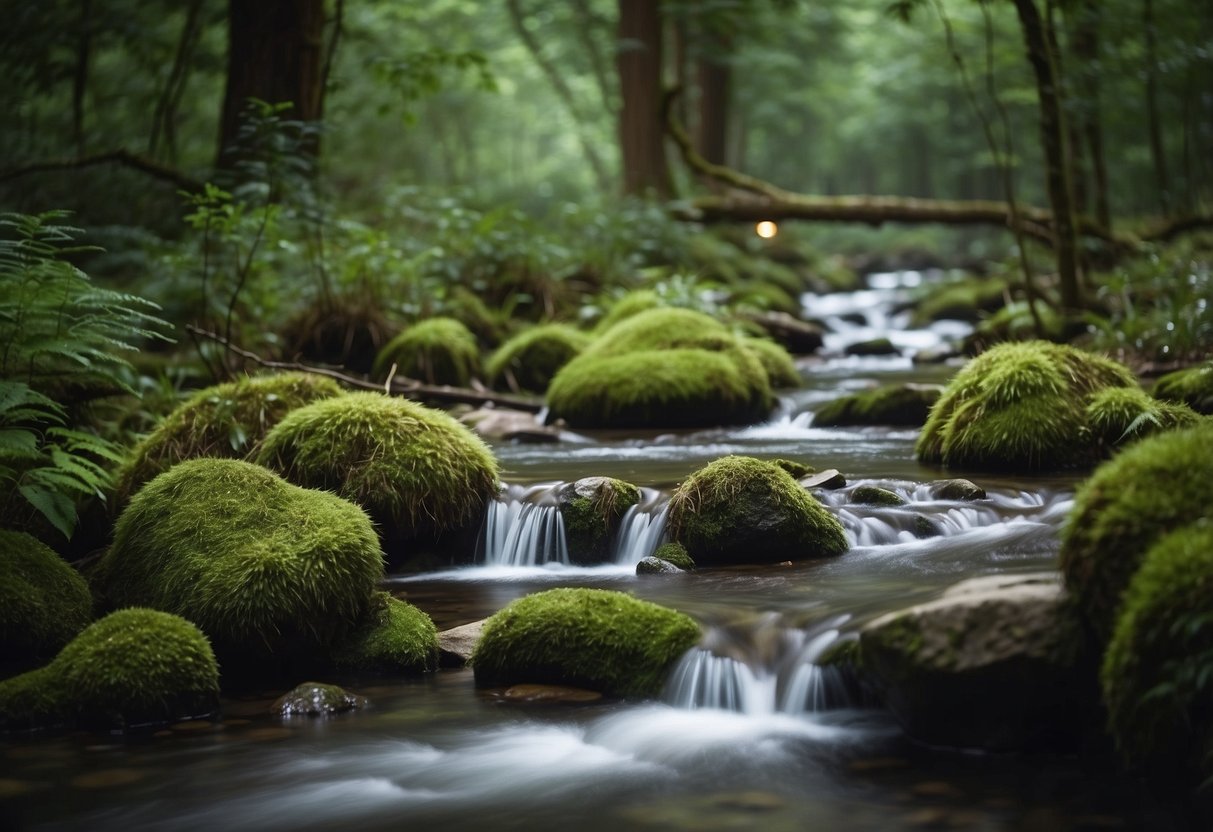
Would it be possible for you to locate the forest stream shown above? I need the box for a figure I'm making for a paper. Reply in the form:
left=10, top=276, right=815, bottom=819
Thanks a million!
left=0, top=273, right=1195, bottom=831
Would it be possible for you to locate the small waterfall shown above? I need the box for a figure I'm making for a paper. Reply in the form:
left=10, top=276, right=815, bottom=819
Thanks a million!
left=477, top=483, right=569, bottom=566
left=778, top=630, right=851, bottom=714
left=611, top=489, right=668, bottom=565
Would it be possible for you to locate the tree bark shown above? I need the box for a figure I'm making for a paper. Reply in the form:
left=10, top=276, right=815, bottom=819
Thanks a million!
left=696, top=35, right=731, bottom=167
left=1143, top=0, right=1170, bottom=215
left=617, top=0, right=672, bottom=197
left=1068, top=0, right=1110, bottom=229
left=218, top=0, right=326, bottom=167
left=149, top=0, right=206, bottom=162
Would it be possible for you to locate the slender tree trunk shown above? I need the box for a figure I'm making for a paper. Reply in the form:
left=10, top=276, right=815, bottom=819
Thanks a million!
left=617, top=0, right=672, bottom=197
left=1011, top=0, right=1083, bottom=317
left=218, top=0, right=326, bottom=167
left=149, top=0, right=206, bottom=162
left=570, top=0, right=616, bottom=116
left=1143, top=0, right=1170, bottom=215
left=72, top=0, right=93, bottom=155
left=1069, top=0, right=1110, bottom=228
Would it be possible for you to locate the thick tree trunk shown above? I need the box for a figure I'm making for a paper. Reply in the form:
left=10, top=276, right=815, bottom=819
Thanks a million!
left=696, top=37, right=730, bottom=167
left=617, top=0, right=672, bottom=197
left=218, top=0, right=325, bottom=167
left=1143, top=0, right=1170, bottom=215
left=1011, top=0, right=1083, bottom=316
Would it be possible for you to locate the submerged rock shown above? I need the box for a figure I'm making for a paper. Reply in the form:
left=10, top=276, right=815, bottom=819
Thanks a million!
left=844, top=338, right=899, bottom=357
left=855, top=573, right=1093, bottom=751
left=851, top=485, right=906, bottom=507
left=274, top=682, right=368, bottom=717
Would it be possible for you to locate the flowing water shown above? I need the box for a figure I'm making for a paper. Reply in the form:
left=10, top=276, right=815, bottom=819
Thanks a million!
left=1, top=273, right=1194, bottom=831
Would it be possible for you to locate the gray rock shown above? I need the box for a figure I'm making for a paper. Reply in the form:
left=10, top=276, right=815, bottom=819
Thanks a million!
left=851, top=485, right=906, bottom=506
left=856, top=573, right=1093, bottom=751
left=273, top=682, right=368, bottom=717
left=437, top=619, right=486, bottom=667
left=844, top=338, right=900, bottom=357
left=929, top=478, right=986, bottom=501
left=459, top=408, right=562, bottom=443
left=739, top=311, right=825, bottom=354
left=636, top=556, right=685, bottom=575
left=555, top=477, right=641, bottom=565
left=801, top=469, right=847, bottom=489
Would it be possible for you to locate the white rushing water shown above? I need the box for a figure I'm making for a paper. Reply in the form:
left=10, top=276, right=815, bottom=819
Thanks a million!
left=610, top=489, right=669, bottom=564
left=477, top=483, right=569, bottom=566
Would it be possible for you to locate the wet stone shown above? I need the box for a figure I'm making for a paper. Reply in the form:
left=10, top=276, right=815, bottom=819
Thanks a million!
left=273, top=682, right=369, bottom=717
left=851, top=485, right=906, bottom=506
left=636, top=556, right=684, bottom=575
left=929, top=479, right=986, bottom=501
left=438, top=619, right=487, bottom=667
left=499, top=684, right=603, bottom=704
left=801, top=469, right=847, bottom=489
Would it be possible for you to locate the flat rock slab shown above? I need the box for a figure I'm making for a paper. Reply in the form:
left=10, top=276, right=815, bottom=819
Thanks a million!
left=499, top=684, right=603, bottom=704
left=460, top=408, right=562, bottom=443
left=437, top=619, right=486, bottom=667
left=801, top=469, right=847, bottom=489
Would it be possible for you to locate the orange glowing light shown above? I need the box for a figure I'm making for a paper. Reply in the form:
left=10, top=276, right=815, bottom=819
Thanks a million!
left=755, top=220, right=778, bottom=239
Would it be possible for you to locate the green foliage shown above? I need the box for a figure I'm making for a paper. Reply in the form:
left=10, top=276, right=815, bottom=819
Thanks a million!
left=909, top=275, right=1009, bottom=326
left=965, top=301, right=1065, bottom=353
left=1153, top=362, right=1213, bottom=415
left=1060, top=422, right=1213, bottom=644
left=256, top=392, right=500, bottom=542
left=99, top=458, right=383, bottom=663
left=0, top=608, right=219, bottom=732
left=1085, top=386, right=1202, bottom=449
left=372, top=317, right=482, bottom=386
left=667, top=455, right=848, bottom=566
left=1101, top=522, right=1213, bottom=783
left=0, top=530, right=92, bottom=666
left=471, top=588, right=701, bottom=698
left=916, top=341, right=1137, bottom=472
left=815, top=384, right=940, bottom=427
left=485, top=324, right=592, bottom=393
left=372, top=49, right=496, bottom=124
left=740, top=336, right=801, bottom=389
left=332, top=591, right=439, bottom=675
left=113, top=372, right=343, bottom=506
left=652, top=541, right=695, bottom=570
left=0, top=211, right=169, bottom=538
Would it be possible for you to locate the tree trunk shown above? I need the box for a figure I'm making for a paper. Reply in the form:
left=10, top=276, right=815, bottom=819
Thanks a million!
left=1143, top=0, right=1170, bottom=215
left=1069, top=0, right=1110, bottom=228
left=1011, top=0, right=1083, bottom=317
left=218, top=0, right=325, bottom=167
left=696, top=36, right=730, bottom=167
left=149, top=0, right=206, bottom=163
left=617, top=0, right=672, bottom=197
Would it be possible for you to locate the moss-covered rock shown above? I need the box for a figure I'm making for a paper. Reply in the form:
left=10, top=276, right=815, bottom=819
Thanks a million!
left=98, top=458, right=383, bottom=667
left=963, top=301, right=1065, bottom=354
left=113, top=372, right=343, bottom=505
left=0, top=531, right=92, bottom=668
left=736, top=310, right=825, bottom=355
left=0, top=608, right=219, bottom=732
left=274, top=682, right=369, bottom=716
left=667, top=456, right=848, bottom=566
left=1101, top=523, right=1213, bottom=784
left=741, top=337, right=800, bottom=388
left=771, top=458, right=815, bottom=479
left=652, top=541, right=695, bottom=570
left=446, top=286, right=507, bottom=348
left=851, top=485, right=906, bottom=507
left=471, top=588, right=700, bottom=698
left=814, top=384, right=941, bottom=428
left=372, top=317, right=481, bottom=386
left=556, top=477, right=641, bottom=565
left=844, top=337, right=899, bottom=357
left=331, top=591, right=438, bottom=674
left=594, top=290, right=662, bottom=334
left=1085, top=386, right=1201, bottom=449
left=1060, top=422, right=1213, bottom=643
left=257, top=392, right=500, bottom=544
left=916, top=341, right=1136, bottom=472
left=910, top=277, right=1009, bottom=326
left=485, top=324, right=592, bottom=393
left=1153, top=362, right=1213, bottom=415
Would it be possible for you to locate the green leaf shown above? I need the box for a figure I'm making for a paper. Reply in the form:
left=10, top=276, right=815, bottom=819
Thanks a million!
left=18, top=482, right=76, bottom=539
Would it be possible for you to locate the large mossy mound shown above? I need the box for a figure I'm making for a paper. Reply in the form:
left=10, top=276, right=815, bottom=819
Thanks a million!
left=485, top=324, right=592, bottom=393
left=814, top=384, right=940, bottom=427
left=471, top=588, right=700, bottom=698
left=667, top=456, right=848, bottom=566
left=593, top=290, right=662, bottom=334
left=916, top=341, right=1136, bottom=472
left=257, top=392, right=500, bottom=543
left=331, top=592, right=438, bottom=674
left=113, top=372, right=343, bottom=505
left=373, top=317, right=481, bottom=386
left=1084, top=386, right=1201, bottom=449
left=548, top=308, right=774, bottom=429
left=1059, top=423, right=1213, bottom=643
left=556, top=477, right=641, bottom=564
left=0, top=608, right=219, bottom=732
left=0, top=530, right=92, bottom=667
left=1101, top=523, right=1213, bottom=783
left=98, top=458, right=383, bottom=665
left=741, top=336, right=800, bottom=388
left=1153, top=362, right=1213, bottom=415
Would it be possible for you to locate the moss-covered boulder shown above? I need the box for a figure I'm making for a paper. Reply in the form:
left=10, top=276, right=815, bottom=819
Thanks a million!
left=771, top=458, right=815, bottom=479
left=667, top=456, right=847, bottom=566
left=741, top=336, right=800, bottom=388
left=1085, top=386, right=1201, bottom=450
left=485, top=324, right=592, bottom=393
left=97, top=458, right=383, bottom=669
left=274, top=682, right=369, bottom=716
left=856, top=574, right=1092, bottom=751
left=652, top=541, right=695, bottom=570
left=851, top=485, right=906, bottom=507
left=594, top=290, right=662, bottom=334
left=372, top=317, right=481, bottom=386
left=331, top=592, right=438, bottom=674
left=113, top=372, right=343, bottom=505
left=910, top=276, right=1009, bottom=326
left=1060, top=422, right=1213, bottom=643
left=1153, top=362, right=1213, bottom=415
left=916, top=341, right=1137, bottom=472
left=257, top=392, right=500, bottom=546
left=0, top=530, right=92, bottom=668
left=0, top=608, right=219, bottom=732
left=844, top=337, right=899, bottom=357
left=471, top=588, right=700, bottom=698
left=814, top=384, right=941, bottom=428
left=556, top=477, right=641, bottom=565
left=1101, top=523, right=1213, bottom=784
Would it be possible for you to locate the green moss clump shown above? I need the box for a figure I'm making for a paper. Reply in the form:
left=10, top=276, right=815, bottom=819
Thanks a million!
left=1153, top=362, right=1213, bottom=415
left=594, top=290, right=662, bottom=334
left=332, top=592, right=438, bottom=674
left=1101, top=523, right=1213, bottom=782
left=0, top=530, right=92, bottom=666
left=0, top=608, right=219, bottom=732
left=964, top=301, right=1065, bottom=353
left=558, top=477, right=641, bottom=564
left=814, top=384, right=941, bottom=427
left=485, top=324, right=592, bottom=393
left=652, top=542, right=695, bottom=570
left=470, top=588, right=700, bottom=698
left=667, top=456, right=848, bottom=566
left=741, top=337, right=801, bottom=388
left=589, top=307, right=734, bottom=356
left=1060, top=422, right=1213, bottom=643
left=916, top=341, right=1136, bottom=472
left=113, top=372, right=343, bottom=505
left=910, top=277, right=1009, bottom=326
left=771, top=458, right=815, bottom=479
left=1085, top=386, right=1201, bottom=449
left=446, top=286, right=507, bottom=348
left=257, top=392, right=499, bottom=543
left=98, top=458, right=383, bottom=664
left=851, top=485, right=907, bottom=507
left=372, top=317, right=481, bottom=386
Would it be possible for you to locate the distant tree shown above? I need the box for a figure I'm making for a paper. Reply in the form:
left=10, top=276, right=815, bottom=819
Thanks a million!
left=617, top=0, right=672, bottom=196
